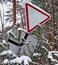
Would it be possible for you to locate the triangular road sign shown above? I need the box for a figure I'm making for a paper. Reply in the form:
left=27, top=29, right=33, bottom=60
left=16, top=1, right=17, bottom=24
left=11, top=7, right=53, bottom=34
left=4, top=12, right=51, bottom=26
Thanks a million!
left=25, top=2, right=51, bottom=32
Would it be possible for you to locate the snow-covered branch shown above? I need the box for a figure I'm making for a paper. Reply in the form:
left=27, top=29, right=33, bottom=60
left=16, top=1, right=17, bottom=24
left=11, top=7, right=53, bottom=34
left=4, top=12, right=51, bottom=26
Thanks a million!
left=0, top=50, right=17, bottom=57
left=3, top=55, right=32, bottom=65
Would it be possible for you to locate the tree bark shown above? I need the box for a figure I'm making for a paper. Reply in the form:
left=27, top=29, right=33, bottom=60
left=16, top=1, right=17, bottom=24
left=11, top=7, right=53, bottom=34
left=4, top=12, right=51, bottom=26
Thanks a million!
left=13, top=0, right=16, bottom=26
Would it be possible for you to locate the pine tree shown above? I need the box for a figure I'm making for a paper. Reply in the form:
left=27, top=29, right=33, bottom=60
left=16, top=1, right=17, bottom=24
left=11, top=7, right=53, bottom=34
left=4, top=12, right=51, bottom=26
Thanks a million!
left=31, top=0, right=58, bottom=65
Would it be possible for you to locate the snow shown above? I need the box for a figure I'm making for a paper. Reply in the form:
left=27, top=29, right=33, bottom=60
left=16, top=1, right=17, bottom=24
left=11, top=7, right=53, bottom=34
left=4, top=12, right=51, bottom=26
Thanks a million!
left=7, top=29, right=12, bottom=35
left=3, top=59, right=9, bottom=64
left=0, top=1, right=22, bottom=31
left=33, top=53, right=41, bottom=57
left=11, top=55, right=32, bottom=65
left=4, top=21, right=13, bottom=28
left=17, top=0, right=32, bottom=8
left=25, top=40, right=30, bottom=44
left=0, top=2, right=13, bottom=31
left=2, top=40, right=9, bottom=47
left=24, top=60, right=29, bottom=65
left=7, top=30, right=17, bottom=38
left=54, top=35, right=58, bottom=39
left=54, top=54, right=58, bottom=57
left=55, top=64, right=58, bottom=65
left=18, top=0, right=31, bottom=3
left=48, top=51, right=58, bottom=62
left=41, top=36, right=48, bottom=44
left=0, top=0, right=32, bottom=32
left=2, top=40, right=6, bottom=43
left=41, top=46, right=49, bottom=52
left=48, top=51, right=53, bottom=61
left=11, top=57, right=23, bottom=64
left=0, top=42, right=6, bottom=49
left=48, top=51, right=58, bottom=54
left=0, top=50, right=17, bottom=57
left=17, top=27, right=27, bottom=33
left=3, top=55, right=32, bottom=65
left=36, top=46, right=58, bottom=63
left=6, top=1, right=13, bottom=7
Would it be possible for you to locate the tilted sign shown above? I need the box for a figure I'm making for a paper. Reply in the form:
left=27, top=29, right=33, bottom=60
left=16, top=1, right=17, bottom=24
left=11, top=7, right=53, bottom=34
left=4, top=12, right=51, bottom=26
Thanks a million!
left=25, top=2, right=51, bottom=32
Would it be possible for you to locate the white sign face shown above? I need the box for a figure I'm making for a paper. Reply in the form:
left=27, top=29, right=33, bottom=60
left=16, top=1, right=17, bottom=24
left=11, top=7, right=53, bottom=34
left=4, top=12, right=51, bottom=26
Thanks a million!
left=28, top=6, right=48, bottom=30
left=25, top=2, right=51, bottom=32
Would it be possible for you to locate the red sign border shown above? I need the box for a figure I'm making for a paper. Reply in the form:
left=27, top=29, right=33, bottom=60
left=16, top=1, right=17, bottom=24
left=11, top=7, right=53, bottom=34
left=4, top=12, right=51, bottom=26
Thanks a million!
left=25, top=3, right=51, bottom=32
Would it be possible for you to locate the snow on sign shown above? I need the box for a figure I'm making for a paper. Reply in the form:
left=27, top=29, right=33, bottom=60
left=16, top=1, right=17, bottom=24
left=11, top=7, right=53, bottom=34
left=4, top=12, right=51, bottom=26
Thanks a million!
left=25, top=2, right=51, bottom=32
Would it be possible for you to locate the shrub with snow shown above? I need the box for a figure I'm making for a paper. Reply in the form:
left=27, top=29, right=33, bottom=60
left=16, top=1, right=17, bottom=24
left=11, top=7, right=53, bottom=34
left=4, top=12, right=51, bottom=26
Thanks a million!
left=11, top=55, right=32, bottom=65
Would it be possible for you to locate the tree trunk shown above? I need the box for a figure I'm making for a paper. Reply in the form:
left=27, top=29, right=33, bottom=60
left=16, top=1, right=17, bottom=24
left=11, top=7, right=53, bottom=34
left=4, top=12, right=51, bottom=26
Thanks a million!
left=13, top=0, right=16, bottom=26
